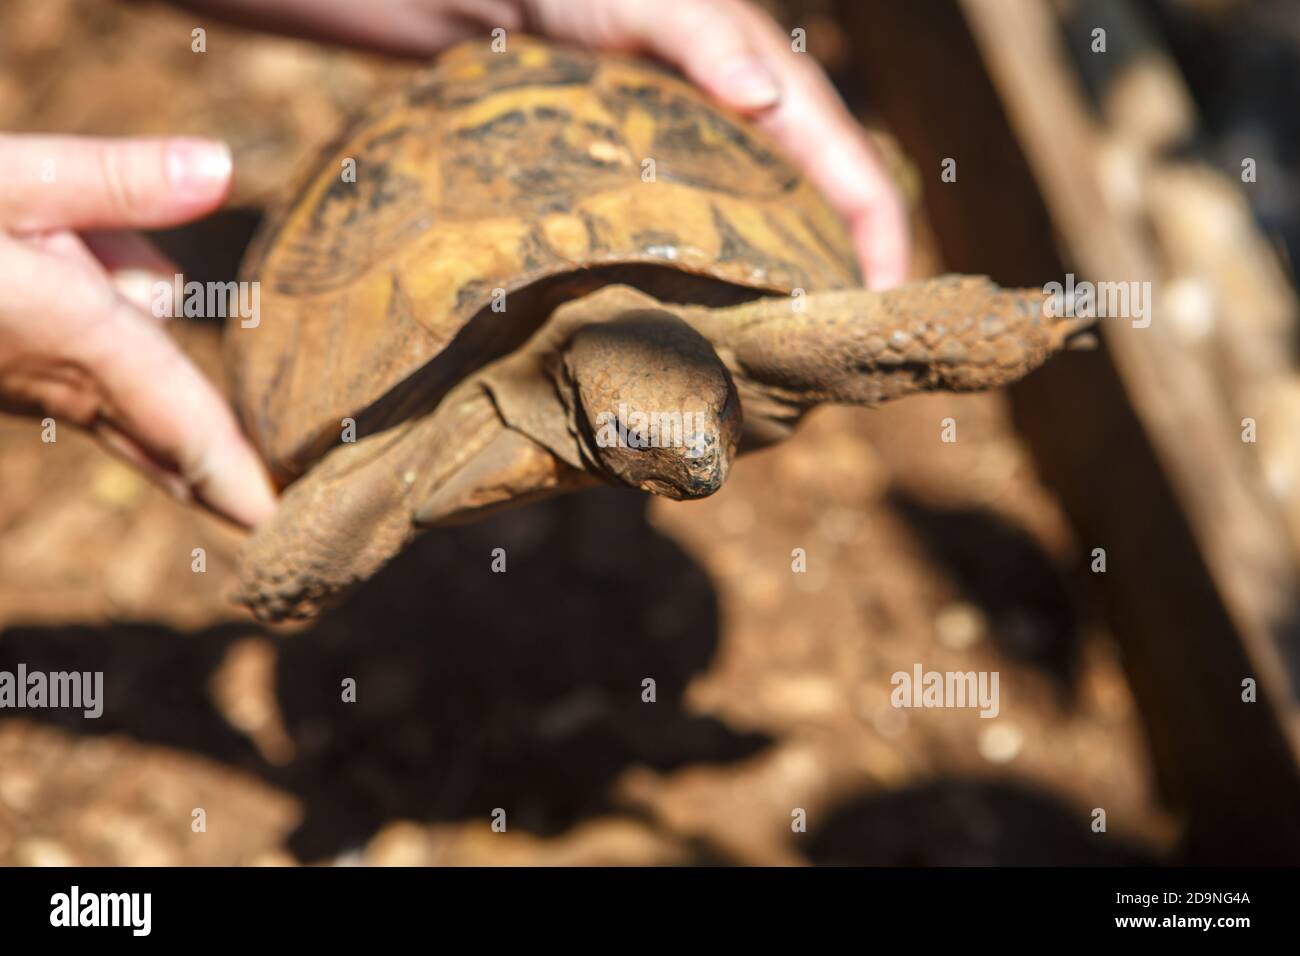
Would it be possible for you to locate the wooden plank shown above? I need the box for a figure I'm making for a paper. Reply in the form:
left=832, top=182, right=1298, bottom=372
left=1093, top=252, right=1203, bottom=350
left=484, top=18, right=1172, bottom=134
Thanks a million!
left=837, top=0, right=1300, bottom=861
left=960, top=0, right=1300, bottom=765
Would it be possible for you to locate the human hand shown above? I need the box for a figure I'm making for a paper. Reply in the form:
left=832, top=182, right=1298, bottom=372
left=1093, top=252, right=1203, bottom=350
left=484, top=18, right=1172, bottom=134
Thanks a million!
left=184, top=0, right=910, bottom=288
left=0, top=134, right=278, bottom=527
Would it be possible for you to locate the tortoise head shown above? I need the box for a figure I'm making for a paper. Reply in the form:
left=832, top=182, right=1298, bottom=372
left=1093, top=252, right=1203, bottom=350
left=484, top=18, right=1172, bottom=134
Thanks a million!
left=558, top=309, right=742, bottom=500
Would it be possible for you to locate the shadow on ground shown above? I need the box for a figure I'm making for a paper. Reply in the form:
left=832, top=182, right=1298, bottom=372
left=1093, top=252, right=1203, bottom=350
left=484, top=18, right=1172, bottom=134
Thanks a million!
left=806, top=779, right=1153, bottom=865
left=0, top=487, right=768, bottom=860
left=1, top=483, right=1138, bottom=864
left=889, top=491, right=1083, bottom=694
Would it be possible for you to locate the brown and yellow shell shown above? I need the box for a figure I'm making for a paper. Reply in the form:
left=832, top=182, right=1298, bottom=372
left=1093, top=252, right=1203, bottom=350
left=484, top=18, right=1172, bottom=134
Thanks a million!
left=230, top=37, right=859, bottom=480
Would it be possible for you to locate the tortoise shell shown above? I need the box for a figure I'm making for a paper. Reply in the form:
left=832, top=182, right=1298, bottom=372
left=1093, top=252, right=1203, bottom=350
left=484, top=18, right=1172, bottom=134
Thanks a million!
left=230, top=37, right=859, bottom=481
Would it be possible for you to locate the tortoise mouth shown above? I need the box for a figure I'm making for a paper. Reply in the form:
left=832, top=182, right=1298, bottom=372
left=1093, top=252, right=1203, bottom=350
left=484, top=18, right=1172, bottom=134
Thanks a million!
left=563, top=384, right=733, bottom=498
left=637, top=448, right=728, bottom=500
left=575, top=399, right=739, bottom=501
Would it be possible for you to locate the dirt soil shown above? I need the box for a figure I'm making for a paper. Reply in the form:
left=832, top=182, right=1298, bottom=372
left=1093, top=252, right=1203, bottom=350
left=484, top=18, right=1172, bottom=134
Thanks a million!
left=0, top=0, right=1172, bottom=865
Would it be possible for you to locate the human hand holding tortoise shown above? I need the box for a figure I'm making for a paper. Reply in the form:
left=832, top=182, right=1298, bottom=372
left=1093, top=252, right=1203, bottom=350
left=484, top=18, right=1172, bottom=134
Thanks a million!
left=0, top=134, right=278, bottom=527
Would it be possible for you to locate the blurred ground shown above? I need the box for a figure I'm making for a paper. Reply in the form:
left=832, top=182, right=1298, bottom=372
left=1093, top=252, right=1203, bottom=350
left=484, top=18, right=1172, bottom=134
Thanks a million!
left=0, top=0, right=1171, bottom=865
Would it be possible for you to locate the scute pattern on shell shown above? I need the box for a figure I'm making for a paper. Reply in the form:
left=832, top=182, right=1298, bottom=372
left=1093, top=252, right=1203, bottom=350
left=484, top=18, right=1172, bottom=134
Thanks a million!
left=230, top=37, right=859, bottom=480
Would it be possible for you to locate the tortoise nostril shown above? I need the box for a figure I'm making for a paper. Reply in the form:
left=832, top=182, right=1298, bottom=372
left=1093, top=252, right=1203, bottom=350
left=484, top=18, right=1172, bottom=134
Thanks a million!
left=683, top=468, right=726, bottom=499
left=639, top=457, right=725, bottom=500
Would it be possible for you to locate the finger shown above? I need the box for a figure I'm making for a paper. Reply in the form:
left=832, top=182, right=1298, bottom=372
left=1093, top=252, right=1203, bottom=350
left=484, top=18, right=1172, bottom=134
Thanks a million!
left=526, top=0, right=781, bottom=110
left=525, top=0, right=910, bottom=288
left=15, top=228, right=104, bottom=273
left=0, top=135, right=232, bottom=232
left=14, top=229, right=177, bottom=323
left=83, top=231, right=182, bottom=314
left=83, top=230, right=178, bottom=275
left=0, top=234, right=277, bottom=527
left=769, top=105, right=910, bottom=289
left=92, top=418, right=193, bottom=502
left=845, top=184, right=910, bottom=291
left=174, top=0, right=524, bottom=57
left=723, top=2, right=911, bottom=288
left=772, top=109, right=910, bottom=290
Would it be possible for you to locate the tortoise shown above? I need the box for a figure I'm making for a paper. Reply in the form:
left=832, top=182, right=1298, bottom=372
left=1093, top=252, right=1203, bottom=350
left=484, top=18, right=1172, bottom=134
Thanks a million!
left=228, top=37, right=1091, bottom=621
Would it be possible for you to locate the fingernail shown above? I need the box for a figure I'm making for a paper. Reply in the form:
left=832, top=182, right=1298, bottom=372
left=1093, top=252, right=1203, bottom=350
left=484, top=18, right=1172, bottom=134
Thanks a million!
left=860, top=244, right=907, bottom=292
left=166, top=139, right=232, bottom=197
left=112, top=269, right=163, bottom=313
left=867, top=271, right=907, bottom=292
left=200, top=449, right=278, bottom=529
left=713, top=59, right=781, bottom=110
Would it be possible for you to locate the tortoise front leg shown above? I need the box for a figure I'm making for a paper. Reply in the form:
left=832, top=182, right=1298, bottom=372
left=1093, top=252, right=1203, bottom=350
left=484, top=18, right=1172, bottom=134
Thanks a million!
left=679, top=274, right=1094, bottom=433
left=235, top=382, right=508, bottom=621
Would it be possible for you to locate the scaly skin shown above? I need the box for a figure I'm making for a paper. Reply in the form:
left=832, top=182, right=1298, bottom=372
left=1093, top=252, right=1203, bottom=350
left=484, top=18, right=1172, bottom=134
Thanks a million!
left=678, top=275, right=1091, bottom=430
left=235, top=380, right=505, bottom=621
left=237, top=275, right=1092, bottom=621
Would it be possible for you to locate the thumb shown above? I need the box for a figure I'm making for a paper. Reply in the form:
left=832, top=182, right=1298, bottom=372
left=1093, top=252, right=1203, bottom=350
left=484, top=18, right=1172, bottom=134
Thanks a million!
left=91, top=302, right=278, bottom=527
left=526, top=0, right=782, bottom=111
left=3, top=235, right=276, bottom=527
left=0, top=135, right=232, bottom=232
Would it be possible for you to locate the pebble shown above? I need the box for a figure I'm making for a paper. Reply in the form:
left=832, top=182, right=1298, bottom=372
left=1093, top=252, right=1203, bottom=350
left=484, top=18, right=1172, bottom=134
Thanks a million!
left=761, top=674, right=841, bottom=719
left=366, top=822, right=434, bottom=867
left=1163, top=276, right=1216, bottom=342
left=0, top=769, right=37, bottom=811
left=15, top=837, right=75, bottom=867
left=978, top=722, right=1025, bottom=764
left=91, top=460, right=147, bottom=508
left=934, top=602, right=988, bottom=650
